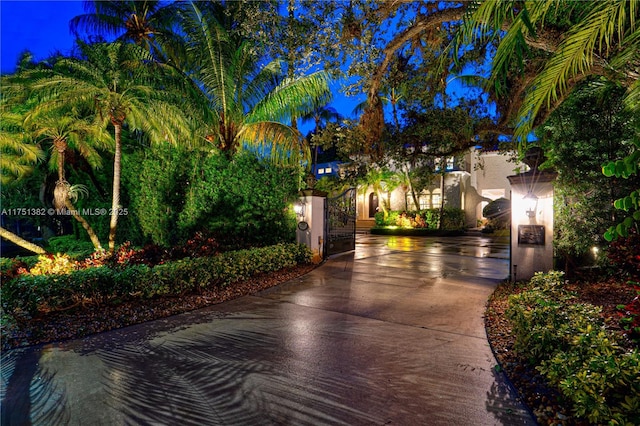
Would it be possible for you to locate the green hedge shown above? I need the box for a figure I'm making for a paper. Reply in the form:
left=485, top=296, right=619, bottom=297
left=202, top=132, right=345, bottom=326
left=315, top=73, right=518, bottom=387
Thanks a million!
left=2, top=243, right=312, bottom=317
left=505, top=271, right=640, bottom=425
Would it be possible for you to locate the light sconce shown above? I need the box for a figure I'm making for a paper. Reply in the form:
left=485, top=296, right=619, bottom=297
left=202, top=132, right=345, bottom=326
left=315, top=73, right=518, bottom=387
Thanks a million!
left=523, top=191, right=538, bottom=218
left=293, top=201, right=306, bottom=218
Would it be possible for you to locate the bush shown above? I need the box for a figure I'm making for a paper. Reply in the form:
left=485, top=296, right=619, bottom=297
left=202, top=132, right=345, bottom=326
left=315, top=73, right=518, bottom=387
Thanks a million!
left=506, top=271, right=640, bottom=424
left=373, top=208, right=465, bottom=230
left=1, top=243, right=312, bottom=317
left=539, top=330, right=640, bottom=425
left=608, top=228, right=640, bottom=279
left=46, top=235, right=95, bottom=257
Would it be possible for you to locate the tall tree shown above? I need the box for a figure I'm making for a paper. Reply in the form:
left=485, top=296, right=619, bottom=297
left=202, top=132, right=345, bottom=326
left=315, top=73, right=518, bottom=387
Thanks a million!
left=26, top=41, right=190, bottom=252
left=301, top=105, right=342, bottom=172
left=177, top=1, right=332, bottom=165
left=539, top=81, right=639, bottom=267
left=0, top=112, right=47, bottom=255
left=70, top=0, right=185, bottom=63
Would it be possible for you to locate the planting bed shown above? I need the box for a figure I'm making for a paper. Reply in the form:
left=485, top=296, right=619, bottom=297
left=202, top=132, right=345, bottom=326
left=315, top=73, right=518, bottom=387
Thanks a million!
left=485, top=277, right=637, bottom=425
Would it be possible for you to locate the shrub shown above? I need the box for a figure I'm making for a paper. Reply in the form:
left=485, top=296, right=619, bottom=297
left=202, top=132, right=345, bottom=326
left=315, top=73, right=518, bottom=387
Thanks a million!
left=46, top=235, right=95, bottom=257
left=1, top=243, right=312, bottom=318
left=506, top=271, right=640, bottom=424
left=608, top=228, right=640, bottom=279
left=539, top=330, right=640, bottom=425
left=373, top=208, right=465, bottom=230
left=29, top=254, right=77, bottom=276
left=506, top=272, right=603, bottom=364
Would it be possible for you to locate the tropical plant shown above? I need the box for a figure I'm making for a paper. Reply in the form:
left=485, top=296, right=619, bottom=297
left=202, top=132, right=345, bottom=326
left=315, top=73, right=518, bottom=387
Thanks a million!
left=23, top=111, right=111, bottom=250
left=357, top=166, right=402, bottom=219
left=301, top=105, right=342, bottom=172
left=0, top=109, right=47, bottom=255
left=456, top=0, right=640, bottom=141
left=25, top=41, right=191, bottom=252
left=177, top=1, right=331, bottom=165
left=70, top=0, right=184, bottom=63
left=538, top=81, right=639, bottom=263
left=0, top=111, right=44, bottom=185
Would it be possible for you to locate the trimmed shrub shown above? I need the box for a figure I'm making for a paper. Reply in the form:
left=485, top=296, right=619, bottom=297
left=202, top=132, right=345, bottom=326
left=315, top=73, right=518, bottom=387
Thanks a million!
left=1, top=243, right=312, bottom=318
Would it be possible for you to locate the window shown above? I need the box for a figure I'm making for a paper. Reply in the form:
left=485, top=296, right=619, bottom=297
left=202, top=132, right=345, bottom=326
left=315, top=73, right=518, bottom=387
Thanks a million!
left=446, top=157, right=455, bottom=170
left=406, top=192, right=434, bottom=210
left=431, top=193, right=442, bottom=209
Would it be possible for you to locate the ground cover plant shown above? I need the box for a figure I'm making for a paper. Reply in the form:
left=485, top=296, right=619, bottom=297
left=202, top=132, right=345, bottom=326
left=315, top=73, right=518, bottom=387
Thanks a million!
left=486, top=268, right=640, bottom=425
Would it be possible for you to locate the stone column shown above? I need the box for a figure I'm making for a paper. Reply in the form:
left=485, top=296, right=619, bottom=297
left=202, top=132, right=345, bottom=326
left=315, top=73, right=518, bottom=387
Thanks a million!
left=507, top=148, right=557, bottom=281
left=295, top=189, right=327, bottom=264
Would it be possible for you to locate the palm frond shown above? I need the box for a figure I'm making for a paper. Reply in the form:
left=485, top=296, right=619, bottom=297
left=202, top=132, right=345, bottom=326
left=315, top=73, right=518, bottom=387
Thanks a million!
left=238, top=121, right=310, bottom=165
left=513, top=1, right=635, bottom=140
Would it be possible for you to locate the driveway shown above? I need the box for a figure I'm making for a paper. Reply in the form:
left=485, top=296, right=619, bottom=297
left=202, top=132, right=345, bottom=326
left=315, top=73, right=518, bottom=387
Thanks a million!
left=1, top=234, right=535, bottom=425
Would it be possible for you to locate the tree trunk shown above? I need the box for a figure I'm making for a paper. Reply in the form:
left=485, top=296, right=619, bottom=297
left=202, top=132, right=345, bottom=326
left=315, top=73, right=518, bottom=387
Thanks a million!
left=439, top=173, right=445, bottom=230
left=109, top=122, right=122, bottom=252
left=404, top=168, right=420, bottom=210
left=0, top=227, right=47, bottom=254
left=65, top=199, right=102, bottom=250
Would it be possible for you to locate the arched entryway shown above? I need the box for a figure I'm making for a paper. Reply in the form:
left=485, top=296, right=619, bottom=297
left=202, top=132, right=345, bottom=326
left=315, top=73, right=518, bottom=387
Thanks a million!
left=368, top=192, right=378, bottom=218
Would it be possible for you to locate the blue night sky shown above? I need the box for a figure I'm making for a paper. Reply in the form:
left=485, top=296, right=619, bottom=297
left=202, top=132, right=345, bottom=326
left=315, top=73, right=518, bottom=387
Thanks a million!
left=0, top=1, right=483, bottom=128
left=1, top=1, right=85, bottom=73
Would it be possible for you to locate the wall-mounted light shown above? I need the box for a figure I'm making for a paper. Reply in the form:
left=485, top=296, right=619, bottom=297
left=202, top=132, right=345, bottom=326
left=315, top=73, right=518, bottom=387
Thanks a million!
left=293, top=201, right=306, bottom=218
left=523, top=191, right=538, bottom=218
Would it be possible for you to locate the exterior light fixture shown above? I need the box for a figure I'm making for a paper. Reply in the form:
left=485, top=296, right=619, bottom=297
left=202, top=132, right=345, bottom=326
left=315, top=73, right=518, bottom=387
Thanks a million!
left=523, top=191, right=538, bottom=218
left=293, top=201, right=306, bottom=218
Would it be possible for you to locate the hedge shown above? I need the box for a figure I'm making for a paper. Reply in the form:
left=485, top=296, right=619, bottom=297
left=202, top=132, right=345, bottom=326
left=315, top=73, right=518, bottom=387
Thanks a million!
left=2, top=243, right=312, bottom=317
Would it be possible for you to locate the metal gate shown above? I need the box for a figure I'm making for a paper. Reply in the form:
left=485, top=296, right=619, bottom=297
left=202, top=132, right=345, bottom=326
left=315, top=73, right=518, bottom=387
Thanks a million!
left=325, top=188, right=356, bottom=256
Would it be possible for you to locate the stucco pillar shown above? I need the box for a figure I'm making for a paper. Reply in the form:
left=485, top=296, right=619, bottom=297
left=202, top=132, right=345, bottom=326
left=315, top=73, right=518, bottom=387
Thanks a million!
left=295, top=189, right=327, bottom=264
left=507, top=148, right=557, bottom=281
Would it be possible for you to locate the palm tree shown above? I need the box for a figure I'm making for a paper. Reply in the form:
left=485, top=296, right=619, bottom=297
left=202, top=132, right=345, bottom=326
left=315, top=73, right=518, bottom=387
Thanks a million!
left=27, top=41, right=191, bottom=252
left=457, top=0, right=640, bottom=141
left=0, top=111, right=48, bottom=255
left=70, top=0, right=183, bottom=62
left=357, top=166, right=401, bottom=220
left=0, top=111, right=45, bottom=185
left=178, top=1, right=331, bottom=165
left=301, top=105, right=342, bottom=173
left=24, top=111, right=110, bottom=250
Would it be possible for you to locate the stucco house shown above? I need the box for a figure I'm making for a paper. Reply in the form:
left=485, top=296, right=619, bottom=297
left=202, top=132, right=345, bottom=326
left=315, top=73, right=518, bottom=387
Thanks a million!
left=315, top=148, right=524, bottom=229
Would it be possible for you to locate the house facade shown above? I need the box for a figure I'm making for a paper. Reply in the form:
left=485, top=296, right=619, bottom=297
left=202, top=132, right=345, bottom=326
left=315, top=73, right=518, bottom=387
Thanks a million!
left=315, top=148, right=524, bottom=229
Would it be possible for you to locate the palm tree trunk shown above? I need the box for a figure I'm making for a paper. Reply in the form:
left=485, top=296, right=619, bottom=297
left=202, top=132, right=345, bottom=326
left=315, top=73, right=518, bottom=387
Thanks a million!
left=53, top=139, right=102, bottom=250
left=65, top=199, right=103, bottom=250
left=0, top=227, right=47, bottom=254
left=108, top=122, right=122, bottom=252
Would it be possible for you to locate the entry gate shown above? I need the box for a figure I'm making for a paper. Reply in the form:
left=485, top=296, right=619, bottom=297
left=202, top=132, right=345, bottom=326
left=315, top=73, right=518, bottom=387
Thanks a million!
left=325, top=188, right=356, bottom=256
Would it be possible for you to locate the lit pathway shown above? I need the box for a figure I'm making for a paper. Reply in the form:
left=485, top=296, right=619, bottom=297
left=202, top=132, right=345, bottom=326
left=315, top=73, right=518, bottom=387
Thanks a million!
left=1, top=234, right=535, bottom=425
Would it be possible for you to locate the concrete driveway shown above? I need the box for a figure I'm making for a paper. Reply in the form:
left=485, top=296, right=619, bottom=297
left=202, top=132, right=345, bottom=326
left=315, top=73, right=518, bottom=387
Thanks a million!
left=1, top=234, right=535, bottom=425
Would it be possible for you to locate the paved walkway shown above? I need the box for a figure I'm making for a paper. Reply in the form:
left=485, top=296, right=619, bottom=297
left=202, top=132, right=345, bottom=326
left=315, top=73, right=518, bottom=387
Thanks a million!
left=1, top=234, right=535, bottom=425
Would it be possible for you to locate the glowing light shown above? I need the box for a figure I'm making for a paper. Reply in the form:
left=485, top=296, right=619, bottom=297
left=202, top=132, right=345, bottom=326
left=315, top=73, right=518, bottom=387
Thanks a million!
left=523, top=191, right=538, bottom=218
